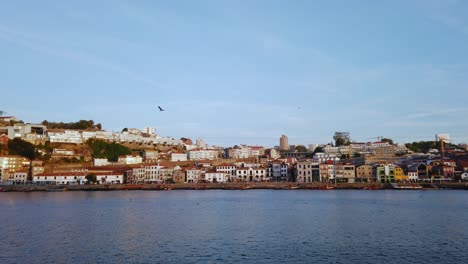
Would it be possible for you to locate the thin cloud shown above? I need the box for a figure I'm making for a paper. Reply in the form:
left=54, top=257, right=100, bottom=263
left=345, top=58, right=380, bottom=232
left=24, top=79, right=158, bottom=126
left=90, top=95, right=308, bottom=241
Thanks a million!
left=405, top=107, right=468, bottom=119
left=415, top=0, right=468, bottom=35
left=0, top=24, right=162, bottom=89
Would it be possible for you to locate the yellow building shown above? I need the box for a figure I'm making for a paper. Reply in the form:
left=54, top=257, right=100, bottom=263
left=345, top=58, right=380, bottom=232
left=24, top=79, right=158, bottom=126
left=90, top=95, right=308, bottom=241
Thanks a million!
left=0, top=155, right=30, bottom=181
left=395, top=166, right=409, bottom=182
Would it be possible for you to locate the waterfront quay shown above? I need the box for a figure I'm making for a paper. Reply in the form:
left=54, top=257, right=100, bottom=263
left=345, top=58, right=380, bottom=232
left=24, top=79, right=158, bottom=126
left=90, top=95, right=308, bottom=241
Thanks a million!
left=2, top=182, right=468, bottom=192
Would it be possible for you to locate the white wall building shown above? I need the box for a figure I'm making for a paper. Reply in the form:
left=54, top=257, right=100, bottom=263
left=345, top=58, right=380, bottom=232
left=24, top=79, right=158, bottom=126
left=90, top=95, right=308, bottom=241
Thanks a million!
left=171, top=152, right=188, bottom=162
left=228, top=147, right=249, bottom=159
left=216, top=164, right=236, bottom=178
left=0, top=123, right=47, bottom=140
left=236, top=167, right=268, bottom=182
left=408, top=172, right=419, bottom=181
left=53, top=149, right=74, bottom=156
left=188, top=149, right=219, bottom=160
left=297, top=161, right=321, bottom=183
left=186, top=169, right=202, bottom=183
left=143, top=127, right=156, bottom=135
left=95, top=172, right=124, bottom=184
left=94, top=158, right=110, bottom=166
left=8, top=171, right=28, bottom=183
left=118, top=155, right=143, bottom=165
left=33, top=172, right=85, bottom=185
left=48, top=129, right=83, bottom=144
left=204, top=172, right=228, bottom=183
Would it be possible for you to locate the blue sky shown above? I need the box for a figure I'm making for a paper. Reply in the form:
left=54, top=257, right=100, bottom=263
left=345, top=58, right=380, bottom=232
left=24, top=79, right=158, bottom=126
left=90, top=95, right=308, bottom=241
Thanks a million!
left=1, top=0, right=468, bottom=147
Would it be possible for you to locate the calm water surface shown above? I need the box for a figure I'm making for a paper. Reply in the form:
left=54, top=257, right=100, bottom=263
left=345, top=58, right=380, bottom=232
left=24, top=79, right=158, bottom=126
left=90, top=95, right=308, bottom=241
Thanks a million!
left=1, top=190, right=467, bottom=264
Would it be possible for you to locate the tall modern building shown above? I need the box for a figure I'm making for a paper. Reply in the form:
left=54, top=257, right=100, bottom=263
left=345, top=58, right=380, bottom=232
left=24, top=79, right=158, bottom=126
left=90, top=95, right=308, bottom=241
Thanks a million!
left=280, top=135, right=289, bottom=151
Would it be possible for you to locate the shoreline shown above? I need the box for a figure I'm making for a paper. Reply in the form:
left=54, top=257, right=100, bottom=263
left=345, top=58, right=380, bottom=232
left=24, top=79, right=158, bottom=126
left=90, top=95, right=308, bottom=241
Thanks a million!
left=1, top=182, right=468, bottom=192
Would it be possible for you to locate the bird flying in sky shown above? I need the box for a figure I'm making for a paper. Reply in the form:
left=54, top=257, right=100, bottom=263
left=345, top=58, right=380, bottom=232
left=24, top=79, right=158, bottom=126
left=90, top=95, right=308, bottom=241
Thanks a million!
left=158, top=106, right=165, bottom=111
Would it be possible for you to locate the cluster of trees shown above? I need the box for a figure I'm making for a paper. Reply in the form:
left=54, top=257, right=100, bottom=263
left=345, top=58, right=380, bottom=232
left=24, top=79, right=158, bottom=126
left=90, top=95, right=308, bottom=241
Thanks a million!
left=333, top=132, right=351, bottom=146
left=87, top=139, right=131, bottom=161
left=7, top=138, right=37, bottom=160
left=405, top=141, right=462, bottom=153
left=405, top=141, right=441, bottom=153
left=42, top=120, right=102, bottom=130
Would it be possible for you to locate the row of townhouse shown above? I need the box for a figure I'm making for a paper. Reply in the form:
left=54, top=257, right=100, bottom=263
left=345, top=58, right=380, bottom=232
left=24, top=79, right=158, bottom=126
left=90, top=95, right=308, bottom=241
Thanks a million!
left=297, top=160, right=417, bottom=183
left=1, top=123, right=184, bottom=146
left=123, top=161, right=291, bottom=184
left=214, top=162, right=292, bottom=182
left=297, top=158, right=468, bottom=183
left=48, top=129, right=184, bottom=146
left=33, top=171, right=123, bottom=185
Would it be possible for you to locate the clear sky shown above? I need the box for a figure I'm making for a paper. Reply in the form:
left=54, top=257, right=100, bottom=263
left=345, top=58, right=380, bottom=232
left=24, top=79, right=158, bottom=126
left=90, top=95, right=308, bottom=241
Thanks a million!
left=1, top=0, right=468, bottom=147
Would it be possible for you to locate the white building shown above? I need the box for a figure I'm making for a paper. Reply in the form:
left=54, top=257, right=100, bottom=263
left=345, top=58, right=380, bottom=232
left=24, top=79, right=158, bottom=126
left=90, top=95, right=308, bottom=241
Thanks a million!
left=8, top=171, right=28, bottom=184
left=297, top=161, right=321, bottom=183
left=204, top=172, right=228, bottom=183
left=33, top=171, right=122, bottom=184
left=236, top=167, right=268, bottom=182
left=248, top=146, right=264, bottom=157
left=81, top=131, right=97, bottom=141
left=118, top=155, right=143, bottom=165
left=95, top=172, right=124, bottom=184
left=48, top=129, right=83, bottom=144
left=53, top=149, right=74, bottom=156
left=268, top=162, right=289, bottom=181
left=216, top=164, right=236, bottom=178
left=228, top=147, right=249, bottom=159
left=186, top=168, right=202, bottom=183
left=171, top=152, right=188, bottom=162
left=94, top=158, right=110, bottom=166
left=188, top=149, right=219, bottom=160
left=0, top=123, right=47, bottom=140
left=143, top=127, right=156, bottom=135
left=408, top=171, right=419, bottom=181
left=33, top=172, right=85, bottom=185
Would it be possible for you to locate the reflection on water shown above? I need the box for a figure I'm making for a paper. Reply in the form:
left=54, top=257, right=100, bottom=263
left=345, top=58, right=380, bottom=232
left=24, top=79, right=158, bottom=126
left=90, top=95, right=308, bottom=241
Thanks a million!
left=1, top=190, right=468, bottom=263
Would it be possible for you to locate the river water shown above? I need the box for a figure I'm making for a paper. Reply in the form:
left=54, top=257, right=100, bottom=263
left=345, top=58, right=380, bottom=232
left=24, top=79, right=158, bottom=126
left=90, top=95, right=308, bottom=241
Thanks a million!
left=1, top=190, right=467, bottom=264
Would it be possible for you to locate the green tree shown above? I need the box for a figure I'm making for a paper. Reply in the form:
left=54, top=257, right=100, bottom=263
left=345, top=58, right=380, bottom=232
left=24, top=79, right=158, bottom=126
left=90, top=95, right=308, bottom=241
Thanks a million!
left=312, top=146, right=324, bottom=155
left=405, top=141, right=440, bottom=153
left=8, top=138, right=36, bottom=160
left=122, top=128, right=128, bottom=132
left=295, top=145, right=308, bottom=152
left=381, top=138, right=394, bottom=145
left=85, top=174, right=97, bottom=184
left=353, top=152, right=362, bottom=158
left=87, top=139, right=131, bottom=162
left=41, top=119, right=98, bottom=130
left=333, top=132, right=351, bottom=146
